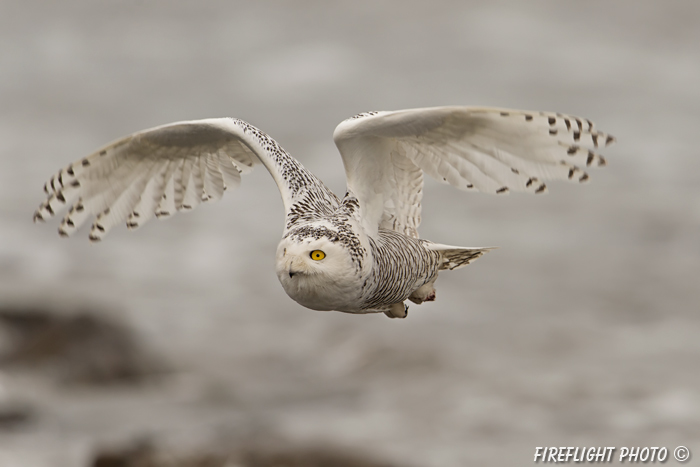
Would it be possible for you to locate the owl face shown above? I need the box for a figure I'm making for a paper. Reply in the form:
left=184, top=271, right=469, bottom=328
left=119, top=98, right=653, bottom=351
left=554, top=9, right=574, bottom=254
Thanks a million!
left=275, top=229, right=362, bottom=311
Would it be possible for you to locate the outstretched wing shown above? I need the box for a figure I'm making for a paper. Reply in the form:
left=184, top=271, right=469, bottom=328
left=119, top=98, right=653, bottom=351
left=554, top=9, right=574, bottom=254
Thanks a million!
left=333, top=107, right=615, bottom=238
left=34, top=118, right=338, bottom=241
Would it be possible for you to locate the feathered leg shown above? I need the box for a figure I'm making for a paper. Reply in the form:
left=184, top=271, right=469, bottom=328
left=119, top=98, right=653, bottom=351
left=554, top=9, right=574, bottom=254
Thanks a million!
left=384, top=302, right=409, bottom=319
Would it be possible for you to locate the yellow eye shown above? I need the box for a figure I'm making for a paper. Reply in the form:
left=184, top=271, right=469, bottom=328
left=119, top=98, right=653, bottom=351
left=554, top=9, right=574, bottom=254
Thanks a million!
left=310, top=250, right=326, bottom=261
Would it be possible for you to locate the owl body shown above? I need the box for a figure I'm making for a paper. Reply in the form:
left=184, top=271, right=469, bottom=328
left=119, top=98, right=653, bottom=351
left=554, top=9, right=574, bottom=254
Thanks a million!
left=275, top=207, right=443, bottom=317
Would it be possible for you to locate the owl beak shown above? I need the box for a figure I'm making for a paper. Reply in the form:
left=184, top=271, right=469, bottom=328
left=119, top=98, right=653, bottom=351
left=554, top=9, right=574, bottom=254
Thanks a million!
left=286, top=258, right=301, bottom=278
left=286, top=257, right=307, bottom=278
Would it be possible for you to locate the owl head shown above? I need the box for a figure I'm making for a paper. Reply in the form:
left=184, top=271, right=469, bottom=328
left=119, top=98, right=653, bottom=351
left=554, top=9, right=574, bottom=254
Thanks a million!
left=275, top=224, right=364, bottom=311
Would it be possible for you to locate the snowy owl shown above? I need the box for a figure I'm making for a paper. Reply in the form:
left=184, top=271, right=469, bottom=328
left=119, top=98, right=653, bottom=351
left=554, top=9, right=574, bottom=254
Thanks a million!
left=34, top=107, right=615, bottom=318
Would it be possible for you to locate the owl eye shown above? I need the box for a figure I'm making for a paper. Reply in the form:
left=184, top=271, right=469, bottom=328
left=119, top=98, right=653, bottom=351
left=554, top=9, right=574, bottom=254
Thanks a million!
left=310, top=250, right=326, bottom=261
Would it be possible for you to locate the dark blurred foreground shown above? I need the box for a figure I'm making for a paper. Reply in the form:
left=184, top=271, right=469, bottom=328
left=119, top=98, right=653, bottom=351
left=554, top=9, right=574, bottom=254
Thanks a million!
left=92, top=439, right=395, bottom=467
left=0, top=305, right=397, bottom=467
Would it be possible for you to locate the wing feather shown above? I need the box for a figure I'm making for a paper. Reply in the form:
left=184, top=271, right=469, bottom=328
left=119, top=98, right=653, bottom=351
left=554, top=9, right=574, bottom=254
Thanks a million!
left=202, top=155, right=225, bottom=202
left=380, top=147, right=423, bottom=238
left=334, top=106, right=615, bottom=237
left=88, top=165, right=155, bottom=241
left=217, top=152, right=243, bottom=190
left=126, top=161, right=171, bottom=230
left=181, top=155, right=203, bottom=210
left=156, top=159, right=182, bottom=219
left=35, top=118, right=338, bottom=240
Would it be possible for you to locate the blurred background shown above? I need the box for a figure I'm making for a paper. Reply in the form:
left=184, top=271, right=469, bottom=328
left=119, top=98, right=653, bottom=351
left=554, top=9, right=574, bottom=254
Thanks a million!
left=1, top=1, right=699, bottom=466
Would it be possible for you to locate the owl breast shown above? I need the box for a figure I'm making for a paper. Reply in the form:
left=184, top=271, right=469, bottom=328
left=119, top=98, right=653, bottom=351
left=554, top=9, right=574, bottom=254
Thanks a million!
left=277, top=267, right=364, bottom=312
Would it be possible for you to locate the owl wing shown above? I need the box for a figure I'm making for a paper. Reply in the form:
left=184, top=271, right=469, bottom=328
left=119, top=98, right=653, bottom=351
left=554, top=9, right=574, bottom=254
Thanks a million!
left=34, top=118, right=339, bottom=241
left=333, top=106, right=615, bottom=238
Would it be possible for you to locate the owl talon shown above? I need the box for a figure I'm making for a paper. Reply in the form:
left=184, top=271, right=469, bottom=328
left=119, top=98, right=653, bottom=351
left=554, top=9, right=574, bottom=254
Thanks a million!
left=408, top=280, right=437, bottom=304
left=384, top=302, right=408, bottom=319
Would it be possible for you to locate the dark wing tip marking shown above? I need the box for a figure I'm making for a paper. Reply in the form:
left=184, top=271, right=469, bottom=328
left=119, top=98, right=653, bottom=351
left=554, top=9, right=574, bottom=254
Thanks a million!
left=496, top=186, right=509, bottom=194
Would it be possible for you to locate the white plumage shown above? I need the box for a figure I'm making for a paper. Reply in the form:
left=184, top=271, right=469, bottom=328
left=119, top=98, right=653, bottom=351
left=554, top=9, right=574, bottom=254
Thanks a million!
left=34, top=107, right=615, bottom=318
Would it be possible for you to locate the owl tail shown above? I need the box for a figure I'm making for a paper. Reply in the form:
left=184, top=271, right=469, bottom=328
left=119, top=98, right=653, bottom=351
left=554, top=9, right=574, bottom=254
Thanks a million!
left=424, top=243, right=497, bottom=271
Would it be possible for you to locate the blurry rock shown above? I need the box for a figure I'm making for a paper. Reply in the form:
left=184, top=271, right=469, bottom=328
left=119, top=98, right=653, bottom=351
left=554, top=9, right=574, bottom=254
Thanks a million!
left=92, top=440, right=157, bottom=467
left=239, top=446, right=397, bottom=467
left=0, top=402, right=34, bottom=430
left=91, top=439, right=397, bottom=467
left=0, top=305, right=166, bottom=386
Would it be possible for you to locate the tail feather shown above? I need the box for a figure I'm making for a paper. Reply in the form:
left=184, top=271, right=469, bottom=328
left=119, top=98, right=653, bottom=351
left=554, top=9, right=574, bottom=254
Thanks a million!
left=424, top=242, right=496, bottom=270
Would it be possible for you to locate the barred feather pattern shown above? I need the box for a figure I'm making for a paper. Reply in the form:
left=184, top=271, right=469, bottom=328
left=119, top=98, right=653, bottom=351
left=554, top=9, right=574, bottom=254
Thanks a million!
left=433, top=246, right=495, bottom=271
left=360, top=230, right=442, bottom=312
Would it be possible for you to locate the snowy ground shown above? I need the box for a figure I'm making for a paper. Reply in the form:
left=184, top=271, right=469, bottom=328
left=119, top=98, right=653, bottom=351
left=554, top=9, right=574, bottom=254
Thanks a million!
left=1, top=1, right=699, bottom=466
